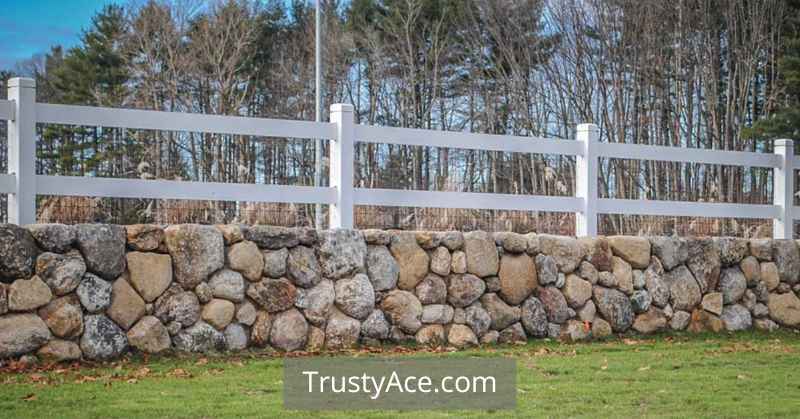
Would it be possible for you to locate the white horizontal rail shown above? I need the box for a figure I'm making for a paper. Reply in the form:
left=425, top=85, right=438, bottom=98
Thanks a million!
left=597, top=142, right=781, bottom=168
left=36, top=175, right=336, bottom=205
left=0, top=174, right=15, bottom=193
left=36, top=103, right=336, bottom=140
left=597, top=198, right=780, bottom=220
left=0, top=99, right=14, bottom=120
left=355, top=124, right=581, bottom=156
left=354, top=188, right=583, bottom=213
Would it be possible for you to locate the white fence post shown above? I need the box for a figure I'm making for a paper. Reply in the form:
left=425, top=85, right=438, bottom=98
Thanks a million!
left=576, top=123, right=599, bottom=237
left=7, top=78, right=36, bottom=225
left=329, top=103, right=354, bottom=229
left=773, top=139, right=794, bottom=239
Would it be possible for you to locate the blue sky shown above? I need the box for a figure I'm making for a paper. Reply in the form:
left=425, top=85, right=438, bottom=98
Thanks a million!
left=0, top=0, right=120, bottom=70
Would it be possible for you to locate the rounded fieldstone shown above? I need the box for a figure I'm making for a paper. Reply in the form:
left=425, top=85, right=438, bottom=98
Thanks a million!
left=325, top=310, right=361, bottom=350
left=125, top=224, right=164, bottom=251
left=451, top=251, right=467, bottom=274
left=224, top=323, right=249, bottom=351
left=0, top=224, right=38, bottom=281
left=715, top=237, right=749, bottom=266
left=154, top=287, right=200, bottom=327
left=366, top=245, right=399, bottom=291
left=76, top=273, right=112, bottom=313
left=246, top=278, right=296, bottom=313
left=208, top=269, right=246, bottom=302
left=270, top=308, right=308, bottom=351
left=125, top=251, right=172, bottom=302
left=26, top=224, right=77, bottom=253
left=767, top=292, right=800, bottom=327
left=38, top=295, right=83, bottom=339
left=35, top=252, right=86, bottom=296
left=334, top=273, right=375, bottom=320
left=127, top=315, right=170, bottom=353
left=536, top=286, right=570, bottom=324
left=498, top=253, right=537, bottom=305
left=447, top=324, right=478, bottom=348
left=664, top=265, right=701, bottom=311
left=649, top=237, right=688, bottom=271
left=287, top=245, right=321, bottom=288
left=578, top=237, right=613, bottom=272
left=201, top=298, right=235, bottom=330
left=318, top=229, right=367, bottom=279
left=607, top=236, right=650, bottom=269
left=520, top=296, right=548, bottom=337
left=262, top=248, right=288, bottom=279
left=236, top=301, right=257, bottom=326
left=536, top=254, right=558, bottom=286
left=562, top=274, right=592, bottom=308
left=464, top=304, right=491, bottom=337
left=538, top=234, right=585, bottom=273
left=670, top=310, right=691, bottom=330
left=463, top=231, right=499, bottom=277
left=8, top=276, right=52, bottom=311
left=592, top=286, right=634, bottom=332
left=390, top=233, right=429, bottom=290
left=773, top=240, right=800, bottom=284
left=422, top=304, right=455, bottom=325
left=250, top=311, right=272, bottom=347
left=164, top=224, right=224, bottom=289
left=630, top=290, right=652, bottom=314
left=0, top=313, right=52, bottom=358
left=361, top=309, right=390, bottom=340
left=37, top=339, right=82, bottom=362
left=481, top=293, right=522, bottom=330
left=244, top=225, right=299, bottom=249
left=76, top=224, right=126, bottom=280
left=195, top=282, right=213, bottom=303
left=226, top=241, right=264, bottom=282
left=720, top=304, right=752, bottom=331
left=447, top=274, right=486, bottom=308
left=173, top=321, right=225, bottom=352
left=498, top=323, right=527, bottom=344
left=416, top=324, right=446, bottom=346
left=429, top=246, right=452, bottom=276
left=80, top=314, right=128, bottom=360
left=380, top=290, right=423, bottom=334
left=632, top=307, right=667, bottom=334
left=294, top=279, right=335, bottom=327
left=416, top=274, right=447, bottom=305
left=719, top=267, right=747, bottom=304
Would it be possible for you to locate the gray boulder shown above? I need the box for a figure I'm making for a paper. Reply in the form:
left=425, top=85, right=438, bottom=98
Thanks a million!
left=173, top=321, right=226, bottom=352
left=361, top=309, right=390, bottom=340
left=649, top=237, right=688, bottom=271
left=76, top=273, right=113, bottom=313
left=593, top=286, right=634, bottom=332
left=536, top=286, right=571, bottom=324
left=719, top=267, right=747, bottom=304
left=334, top=273, right=375, bottom=320
left=366, top=245, right=399, bottom=291
left=319, top=229, right=367, bottom=279
left=80, top=314, right=128, bottom=360
left=480, top=293, right=522, bottom=330
left=664, top=265, right=701, bottom=311
left=269, top=308, right=308, bottom=351
left=294, top=279, right=335, bottom=327
left=26, top=223, right=77, bottom=253
left=521, top=296, right=549, bottom=337
left=287, top=245, right=321, bottom=288
left=447, top=274, right=486, bottom=308
left=208, top=269, right=246, bottom=302
left=154, top=287, right=200, bottom=327
left=164, top=225, right=224, bottom=289
left=76, top=224, right=126, bottom=280
left=0, top=224, right=38, bottom=282
left=0, top=313, right=51, bottom=358
left=720, top=304, right=752, bottom=331
left=244, top=225, right=299, bottom=249
left=773, top=240, right=800, bottom=284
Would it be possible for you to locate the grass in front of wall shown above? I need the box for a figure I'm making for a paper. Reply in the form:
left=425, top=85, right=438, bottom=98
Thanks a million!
left=1, top=330, right=799, bottom=418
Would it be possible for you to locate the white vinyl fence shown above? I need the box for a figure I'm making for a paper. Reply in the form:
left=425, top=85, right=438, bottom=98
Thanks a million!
left=1, top=77, right=796, bottom=237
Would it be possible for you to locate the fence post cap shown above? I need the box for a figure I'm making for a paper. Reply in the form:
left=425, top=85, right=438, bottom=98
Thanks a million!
left=775, top=138, right=794, bottom=147
left=576, top=123, right=598, bottom=132
left=8, top=78, right=36, bottom=88
left=330, top=103, right=354, bottom=113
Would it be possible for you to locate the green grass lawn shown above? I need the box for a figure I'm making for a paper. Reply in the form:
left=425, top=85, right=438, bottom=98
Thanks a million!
left=2, top=330, right=800, bottom=418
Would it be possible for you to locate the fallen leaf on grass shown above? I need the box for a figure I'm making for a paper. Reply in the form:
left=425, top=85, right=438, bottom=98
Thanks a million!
left=22, top=393, right=36, bottom=401
left=638, top=366, right=651, bottom=372
left=167, top=368, right=193, bottom=379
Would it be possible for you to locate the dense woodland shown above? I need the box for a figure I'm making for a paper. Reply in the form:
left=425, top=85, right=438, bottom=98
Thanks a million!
left=2, top=0, right=800, bottom=236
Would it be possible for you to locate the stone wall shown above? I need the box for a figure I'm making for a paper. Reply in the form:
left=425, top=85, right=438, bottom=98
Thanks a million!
left=1, top=223, right=800, bottom=362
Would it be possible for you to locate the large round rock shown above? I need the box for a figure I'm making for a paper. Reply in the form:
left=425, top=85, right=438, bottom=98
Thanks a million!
left=80, top=314, right=128, bottom=360
left=318, top=230, right=367, bottom=279
left=270, top=308, right=308, bottom=351
left=447, top=274, right=486, bottom=308
left=380, top=290, right=423, bottom=334
left=35, top=252, right=86, bottom=296
left=334, top=273, right=375, bottom=320
left=287, top=245, right=321, bottom=288
left=366, top=245, right=399, bottom=291
left=295, top=279, right=335, bottom=326
left=164, top=224, right=224, bottom=289
left=389, top=233, right=429, bottom=290
left=592, top=286, right=634, bottom=332
left=498, top=253, right=537, bottom=305
left=463, top=231, right=499, bottom=277
left=0, top=224, right=38, bottom=282
left=521, top=296, right=549, bottom=337
left=76, top=224, right=126, bottom=280
left=0, top=313, right=51, bottom=358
